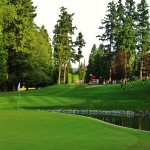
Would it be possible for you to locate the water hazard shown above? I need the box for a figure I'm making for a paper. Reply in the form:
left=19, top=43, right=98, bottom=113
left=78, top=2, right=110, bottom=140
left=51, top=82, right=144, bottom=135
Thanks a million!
left=87, top=114, right=150, bottom=131
left=43, top=109, right=150, bottom=131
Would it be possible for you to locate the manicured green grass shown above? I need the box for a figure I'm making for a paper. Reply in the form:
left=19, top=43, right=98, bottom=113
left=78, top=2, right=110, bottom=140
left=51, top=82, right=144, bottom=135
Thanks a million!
left=0, top=110, right=150, bottom=150
left=0, top=79, right=149, bottom=111
left=0, top=80, right=149, bottom=149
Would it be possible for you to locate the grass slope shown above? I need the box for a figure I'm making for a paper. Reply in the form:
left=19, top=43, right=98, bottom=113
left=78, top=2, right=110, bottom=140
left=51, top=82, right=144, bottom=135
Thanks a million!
left=0, top=80, right=150, bottom=150
left=0, top=80, right=149, bottom=111
left=0, top=110, right=150, bottom=150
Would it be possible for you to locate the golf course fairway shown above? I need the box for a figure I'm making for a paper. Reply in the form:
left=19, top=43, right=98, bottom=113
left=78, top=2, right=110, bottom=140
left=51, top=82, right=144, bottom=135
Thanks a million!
left=0, top=110, right=150, bottom=150
left=0, top=80, right=150, bottom=149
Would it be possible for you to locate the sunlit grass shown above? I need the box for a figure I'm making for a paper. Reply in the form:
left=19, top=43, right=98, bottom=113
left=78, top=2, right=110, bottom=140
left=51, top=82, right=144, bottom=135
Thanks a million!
left=0, top=79, right=149, bottom=111
left=0, top=80, right=150, bottom=149
left=0, top=110, right=150, bottom=150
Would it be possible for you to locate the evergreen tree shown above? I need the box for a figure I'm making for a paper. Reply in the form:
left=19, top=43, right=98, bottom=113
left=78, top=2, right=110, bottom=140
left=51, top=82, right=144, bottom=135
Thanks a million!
left=78, top=63, right=86, bottom=81
left=124, top=0, right=137, bottom=50
left=75, top=32, right=86, bottom=68
left=86, top=44, right=109, bottom=83
left=114, top=0, right=137, bottom=79
left=94, top=44, right=108, bottom=81
left=53, top=7, right=76, bottom=84
left=114, top=0, right=125, bottom=51
left=125, top=0, right=136, bottom=21
left=97, top=1, right=117, bottom=81
left=86, top=44, right=97, bottom=82
left=117, top=15, right=136, bottom=79
left=137, top=0, right=150, bottom=78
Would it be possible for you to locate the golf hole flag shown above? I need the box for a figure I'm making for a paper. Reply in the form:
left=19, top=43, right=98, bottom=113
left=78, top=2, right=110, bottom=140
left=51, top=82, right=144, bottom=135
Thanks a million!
left=17, top=83, right=20, bottom=92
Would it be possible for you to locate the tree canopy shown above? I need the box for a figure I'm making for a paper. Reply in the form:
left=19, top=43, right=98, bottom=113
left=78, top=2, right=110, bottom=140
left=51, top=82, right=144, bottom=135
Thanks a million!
left=0, top=0, right=150, bottom=90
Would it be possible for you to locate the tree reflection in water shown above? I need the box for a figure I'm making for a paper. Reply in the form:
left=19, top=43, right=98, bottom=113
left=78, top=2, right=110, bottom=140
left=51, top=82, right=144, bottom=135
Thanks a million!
left=87, top=115, right=150, bottom=131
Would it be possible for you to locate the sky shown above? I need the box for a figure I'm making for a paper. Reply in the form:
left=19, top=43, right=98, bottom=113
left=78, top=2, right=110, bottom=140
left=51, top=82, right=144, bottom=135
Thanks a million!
left=32, top=0, right=148, bottom=67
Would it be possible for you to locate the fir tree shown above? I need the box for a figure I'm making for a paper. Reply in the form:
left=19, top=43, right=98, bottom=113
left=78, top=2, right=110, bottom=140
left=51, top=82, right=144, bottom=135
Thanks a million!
left=137, top=0, right=150, bottom=78
left=53, top=7, right=76, bottom=84
left=75, top=32, right=86, bottom=68
left=97, top=1, right=117, bottom=81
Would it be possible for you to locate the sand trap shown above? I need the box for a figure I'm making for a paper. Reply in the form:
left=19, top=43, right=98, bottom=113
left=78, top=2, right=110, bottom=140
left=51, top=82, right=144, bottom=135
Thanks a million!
left=85, top=85, right=103, bottom=88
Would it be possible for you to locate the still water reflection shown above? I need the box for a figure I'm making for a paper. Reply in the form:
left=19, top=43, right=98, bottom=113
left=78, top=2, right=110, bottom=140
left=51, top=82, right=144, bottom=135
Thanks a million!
left=41, top=109, right=150, bottom=131
left=86, top=114, right=150, bottom=131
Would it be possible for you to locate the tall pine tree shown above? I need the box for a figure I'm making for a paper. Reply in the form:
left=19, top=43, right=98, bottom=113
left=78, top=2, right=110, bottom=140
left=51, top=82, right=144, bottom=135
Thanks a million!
left=75, top=32, right=86, bottom=68
left=97, top=1, right=117, bottom=81
left=53, top=7, right=76, bottom=84
left=86, top=44, right=97, bottom=82
left=137, top=0, right=150, bottom=78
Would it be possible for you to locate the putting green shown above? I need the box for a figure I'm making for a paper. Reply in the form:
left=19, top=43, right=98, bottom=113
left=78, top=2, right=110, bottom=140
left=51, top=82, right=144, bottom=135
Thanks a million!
left=0, top=110, right=149, bottom=150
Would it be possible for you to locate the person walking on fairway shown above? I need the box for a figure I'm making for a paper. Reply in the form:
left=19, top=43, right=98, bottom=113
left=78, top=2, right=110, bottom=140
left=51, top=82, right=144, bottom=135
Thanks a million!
left=130, top=84, right=133, bottom=90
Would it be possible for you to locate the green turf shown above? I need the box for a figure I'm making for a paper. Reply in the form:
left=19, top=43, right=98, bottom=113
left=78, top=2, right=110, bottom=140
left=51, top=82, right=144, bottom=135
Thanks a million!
left=0, top=110, right=150, bottom=150
left=0, top=79, right=149, bottom=111
left=0, top=80, right=150, bottom=149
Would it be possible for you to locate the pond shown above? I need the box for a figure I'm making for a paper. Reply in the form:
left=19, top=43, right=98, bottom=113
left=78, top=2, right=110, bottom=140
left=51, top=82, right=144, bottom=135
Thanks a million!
left=44, top=109, right=150, bottom=131
left=85, top=114, right=150, bottom=131
left=44, top=109, right=150, bottom=132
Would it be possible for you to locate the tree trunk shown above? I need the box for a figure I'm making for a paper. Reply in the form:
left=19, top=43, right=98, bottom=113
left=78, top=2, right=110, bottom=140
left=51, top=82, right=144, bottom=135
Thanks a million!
left=124, top=53, right=128, bottom=80
left=1, top=81, right=7, bottom=91
left=12, top=83, right=16, bottom=91
left=78, top=59, right=80, bottom=69
left=58, top=65, right=61, bottom=84
left=109, top=38, right=112, bottom=82
left=63, top=63, right=67, bottom=84
left=124, top=64, right=127, bottom=80
left=140, top=57, right=143, bottom=78
left=109, top=67, right=112, bottom=82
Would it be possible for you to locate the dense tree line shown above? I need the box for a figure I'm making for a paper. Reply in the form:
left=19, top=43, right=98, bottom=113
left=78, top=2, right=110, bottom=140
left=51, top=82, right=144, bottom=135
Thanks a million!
left=86, top=0, right=150, bottom=83
left=0, top=1, right=86, bottom=90
left=0, top=0, right=53, bottom=91
left=1, top=0, right=149, bottom=90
